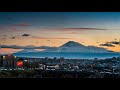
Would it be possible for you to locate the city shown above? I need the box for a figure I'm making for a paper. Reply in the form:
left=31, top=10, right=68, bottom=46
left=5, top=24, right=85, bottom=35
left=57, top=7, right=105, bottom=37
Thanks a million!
left=0, top=54, right=120, bottom=78
left=0, top=12, right=120, bottom=78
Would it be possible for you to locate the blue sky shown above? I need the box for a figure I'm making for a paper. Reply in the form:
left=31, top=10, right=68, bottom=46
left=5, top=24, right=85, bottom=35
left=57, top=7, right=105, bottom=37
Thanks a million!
left=1, top=12, right=120, bottom=29
left=0, top=12, right=120, bottom=52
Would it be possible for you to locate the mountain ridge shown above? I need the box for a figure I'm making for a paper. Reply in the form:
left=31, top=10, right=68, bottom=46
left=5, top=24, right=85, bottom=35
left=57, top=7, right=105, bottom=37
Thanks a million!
left=43, top=41, right=113, bottom=53
left=15, top=41, right=114, bottom=53
left=17, top=48, right=39, bottom=53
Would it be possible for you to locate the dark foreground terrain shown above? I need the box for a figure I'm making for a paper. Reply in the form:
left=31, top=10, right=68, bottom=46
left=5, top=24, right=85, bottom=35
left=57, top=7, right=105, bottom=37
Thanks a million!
left=0, top=69, right=119, bottom=78
left=1, top=55, right=120, bottom=78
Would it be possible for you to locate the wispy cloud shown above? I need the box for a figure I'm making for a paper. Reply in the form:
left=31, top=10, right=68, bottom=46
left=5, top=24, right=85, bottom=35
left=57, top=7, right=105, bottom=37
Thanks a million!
left=110, top=41, right=120, bottom=45
left=1, top=45, right=24, bottom=49
left=0, top=26, right=23, bottom=32
left=10, top=37, right=16, bottom=39
left=12, top=23, right=32, bottom=27
left=61, top=31, right=83, bottom=34
left=37, top=27, right=108, bottom=34
left=32, top=36, right=70, bottom=40
left=22, top=34, right=30, bottom=37
left=58, top=28, right=108, bottom=30
left=45, top=27, right=108, bottom=31
left=8, top=27, right=22, bottom=32
left=0, top=23, right=31, bottom=32
left=2, top=38, right=7, bottom=40
left=99, top=43, right=115, bottom=47
left=0, top=45, right=56, bottom=49
left=99, top=40, right=120, bottom=47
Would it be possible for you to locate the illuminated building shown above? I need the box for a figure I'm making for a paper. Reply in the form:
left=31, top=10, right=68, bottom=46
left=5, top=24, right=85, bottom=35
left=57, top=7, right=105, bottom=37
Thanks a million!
left=17, top=61, right=23, bottom=67
left=16, top=58, right=24, bottom=68
left=2, top=55, right=16, bottom=68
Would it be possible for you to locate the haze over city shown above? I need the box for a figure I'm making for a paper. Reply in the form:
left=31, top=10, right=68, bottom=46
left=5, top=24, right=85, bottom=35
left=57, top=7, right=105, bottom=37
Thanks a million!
left=0, top=12, right=120, bottom=54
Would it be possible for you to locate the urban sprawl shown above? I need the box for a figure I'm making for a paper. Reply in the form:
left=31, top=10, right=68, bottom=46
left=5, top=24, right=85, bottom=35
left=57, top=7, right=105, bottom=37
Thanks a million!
left=0, top=54, right=120, bottom=78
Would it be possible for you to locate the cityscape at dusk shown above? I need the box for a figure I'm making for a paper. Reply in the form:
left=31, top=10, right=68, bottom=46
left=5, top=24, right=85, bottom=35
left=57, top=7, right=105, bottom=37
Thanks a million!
left=0, top=12, right=120, bottom=78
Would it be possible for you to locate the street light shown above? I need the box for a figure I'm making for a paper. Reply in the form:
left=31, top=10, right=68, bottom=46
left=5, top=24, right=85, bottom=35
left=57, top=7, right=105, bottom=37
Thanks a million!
left=24, top=60, right=28, bottom=62
left=14, top=56, right=16, bottom=59
left=3, top=56, right=5, bottom=59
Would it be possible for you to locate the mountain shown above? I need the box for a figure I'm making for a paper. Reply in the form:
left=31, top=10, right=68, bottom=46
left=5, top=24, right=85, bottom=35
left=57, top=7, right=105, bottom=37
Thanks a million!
left=43, top=41, right=112, bottom=53
left=61, top=41, right=85, bottom=47
left=24, top=45, right=35, bottom=49
left=16, top=48, right=39, bottom=53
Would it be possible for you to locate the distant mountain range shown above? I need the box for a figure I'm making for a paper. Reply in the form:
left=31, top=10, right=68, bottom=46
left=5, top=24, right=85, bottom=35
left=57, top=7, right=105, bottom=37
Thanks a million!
left=0, top=45, right=54, bottom=49
left=43, top=41, right=113, bottom=53
left=15, top=41, right=113, bottom=53
left=17, top=48, right=39, bottom=53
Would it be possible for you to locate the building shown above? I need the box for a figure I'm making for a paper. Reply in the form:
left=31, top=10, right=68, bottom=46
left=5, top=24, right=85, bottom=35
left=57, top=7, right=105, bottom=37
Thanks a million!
left=0, top=55, right=25, bottom=68
left=44, top=64, right=60, bottom=71
left=15, top=58, right=24, bottom=68
left=38, top=64, right=46, bottom=70
left=0, top=56, right=3, bottom=67
left=2, top=54, right=16, bottom=68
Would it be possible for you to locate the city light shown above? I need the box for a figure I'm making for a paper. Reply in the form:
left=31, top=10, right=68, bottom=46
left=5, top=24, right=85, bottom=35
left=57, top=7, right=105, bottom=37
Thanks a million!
left=14, top=56, right=16, bottom=59
left=17, top=61, right=23, bottom=67
left=3, top=56, right=5, bottom=59
left=24, top=60, right=28, bottom=62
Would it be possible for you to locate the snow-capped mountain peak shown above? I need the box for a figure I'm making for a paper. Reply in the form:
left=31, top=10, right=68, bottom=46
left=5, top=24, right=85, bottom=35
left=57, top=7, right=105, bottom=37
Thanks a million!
left=60, top=41, right=85, bottom=47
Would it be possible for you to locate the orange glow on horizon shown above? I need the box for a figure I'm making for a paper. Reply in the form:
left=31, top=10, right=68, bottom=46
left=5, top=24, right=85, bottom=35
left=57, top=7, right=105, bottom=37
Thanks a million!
left=0, top=48, right=23, bottom=54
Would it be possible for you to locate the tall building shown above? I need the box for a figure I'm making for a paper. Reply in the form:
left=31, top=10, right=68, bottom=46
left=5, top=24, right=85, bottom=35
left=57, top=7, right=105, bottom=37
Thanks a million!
left=2, top=54, right=16, bottom=68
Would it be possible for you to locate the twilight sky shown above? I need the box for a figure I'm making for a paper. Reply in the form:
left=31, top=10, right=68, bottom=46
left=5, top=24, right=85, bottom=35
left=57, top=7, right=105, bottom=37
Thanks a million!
left=0, top=12, right=120, bottom=53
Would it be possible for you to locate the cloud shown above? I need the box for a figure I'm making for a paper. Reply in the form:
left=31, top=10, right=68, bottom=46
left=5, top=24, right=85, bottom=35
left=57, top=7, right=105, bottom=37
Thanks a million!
left=39, top=27, right=108, bottom=34
left=0, top=45, right=56, bottom=49
left=46, top=27, right=108, bottom=31
left=9, top=27, right=18, bottom=32
left=47, top=40, right=51, bottom=42
left=110, top=41, right=120, bottom=45
left=32, top=36, right=70, bottom=39
left=61, top=32, right=82, bottom=34
left=12, top=23, right=32, bottom=27
left=96, top=42, right=99, bottom=43
left=2, top=38, right=7, bottom=40
left=1, top=45, right=24, bottom=49
left=59, top=28, right=108, bottom=30
left=1, top=26, right=22, bottom=32
left=3, top=35, right=7, bottom=37
left=22, top=34, right=30, bottom=37
left=99, top=40, right=120, bottom=47
left=10, top=37, right=16, bottom=39
left=0, top=23, right=31, bottom=33
left=23, top=46, right=57, bottom=49
left=114, top=38, right=117, bottom=40
left=99, top=43, right=115, bottom=47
